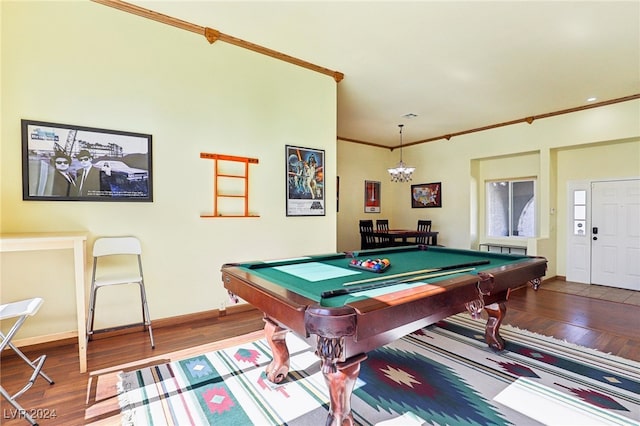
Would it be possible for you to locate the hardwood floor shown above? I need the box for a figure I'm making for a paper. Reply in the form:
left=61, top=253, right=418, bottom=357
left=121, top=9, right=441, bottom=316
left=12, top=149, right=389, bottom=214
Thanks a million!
left=504, top=284, right=639, bottom=361
left=1, top=279, right=638, bottom=425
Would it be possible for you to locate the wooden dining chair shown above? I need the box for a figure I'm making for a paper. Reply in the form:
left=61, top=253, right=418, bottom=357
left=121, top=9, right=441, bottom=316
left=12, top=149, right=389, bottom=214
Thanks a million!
left=375, top=219, right=395, bottom=247
left=376, top=219, right=389, bottom=232
left=359, top=220, right=378, bottom=249
left=416, top=220, right=433, bottom=245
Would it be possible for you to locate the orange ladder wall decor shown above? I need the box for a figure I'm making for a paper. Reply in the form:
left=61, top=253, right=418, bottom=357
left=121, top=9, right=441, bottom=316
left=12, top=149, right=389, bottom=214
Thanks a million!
left=200, top=153, right=260, bottom=218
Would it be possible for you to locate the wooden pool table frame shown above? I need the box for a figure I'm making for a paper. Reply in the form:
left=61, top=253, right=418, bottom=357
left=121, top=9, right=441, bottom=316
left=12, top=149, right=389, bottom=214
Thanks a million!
left=221, top=246, right=547, bottom=425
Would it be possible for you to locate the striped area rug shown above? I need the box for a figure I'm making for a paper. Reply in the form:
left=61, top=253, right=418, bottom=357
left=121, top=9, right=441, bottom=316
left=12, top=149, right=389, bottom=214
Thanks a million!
left=117, top=314, right=639, bottom=425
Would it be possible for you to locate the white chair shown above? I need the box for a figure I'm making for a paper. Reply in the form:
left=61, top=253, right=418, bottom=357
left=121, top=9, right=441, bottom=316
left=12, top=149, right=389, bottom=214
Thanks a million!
left=0, top=298, right=54, bottom=426
left=86, top=237, right=155, bottom=348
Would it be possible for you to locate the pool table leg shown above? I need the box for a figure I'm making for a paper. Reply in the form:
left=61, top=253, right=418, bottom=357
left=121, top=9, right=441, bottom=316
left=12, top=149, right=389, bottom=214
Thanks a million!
left=264, top=318, right=290, bottom=384
left=319, top=351, right=367, bottom=426
left=484, top=302, right=506, bottom=350
left=530, top=277, right=542, bottom=290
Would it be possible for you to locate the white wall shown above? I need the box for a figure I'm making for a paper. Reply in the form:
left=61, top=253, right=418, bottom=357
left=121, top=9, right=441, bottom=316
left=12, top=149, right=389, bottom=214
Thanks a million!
left=3, top=2, right=638, bottom=342
left=555, top=139, right=640, bottom=274
left=338, top=100, right=640, bottom=280
left=336, top=142, right=391, bottom=251
left=1, top=1, right=337, bottom=340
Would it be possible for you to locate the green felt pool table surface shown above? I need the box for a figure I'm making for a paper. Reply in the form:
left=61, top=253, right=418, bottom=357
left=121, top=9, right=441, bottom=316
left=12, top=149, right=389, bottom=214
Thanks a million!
left=227, top=245, right=540, bottom=307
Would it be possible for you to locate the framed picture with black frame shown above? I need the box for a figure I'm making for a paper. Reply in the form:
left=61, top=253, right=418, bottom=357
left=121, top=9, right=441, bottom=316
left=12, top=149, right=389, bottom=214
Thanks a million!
left=411, top=182, right=442, bottom=208
left=21, top=119, right=153, bottom=202
left=285, top=145, right=325, bottom=216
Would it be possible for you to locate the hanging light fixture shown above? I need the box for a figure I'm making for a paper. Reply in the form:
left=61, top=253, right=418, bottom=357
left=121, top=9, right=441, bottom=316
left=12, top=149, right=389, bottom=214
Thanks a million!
left=387, top=124, right=415, bottom=182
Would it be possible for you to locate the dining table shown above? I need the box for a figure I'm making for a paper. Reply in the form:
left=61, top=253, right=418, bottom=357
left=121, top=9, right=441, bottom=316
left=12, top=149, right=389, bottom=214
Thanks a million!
left=373, top=229, right=439, bottom=246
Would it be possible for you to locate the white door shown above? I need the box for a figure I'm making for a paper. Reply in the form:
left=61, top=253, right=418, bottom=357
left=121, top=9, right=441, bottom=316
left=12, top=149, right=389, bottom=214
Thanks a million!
left=591, top=179, right=640, bottom=290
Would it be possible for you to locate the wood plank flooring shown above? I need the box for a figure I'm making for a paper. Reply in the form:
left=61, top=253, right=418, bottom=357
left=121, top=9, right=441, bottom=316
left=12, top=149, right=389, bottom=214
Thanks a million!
left=1, top=279, right=638, bottom=425
left=504, top=284, right=639, bottom=361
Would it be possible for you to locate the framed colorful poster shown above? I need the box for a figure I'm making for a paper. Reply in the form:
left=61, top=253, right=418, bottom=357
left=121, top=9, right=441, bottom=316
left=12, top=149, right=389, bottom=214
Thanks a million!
left=286, top=145, right=325, bottom=216
left=21, top=119, right=153, bottom=202
left=411, top=182, right=442, bottom=208
left=364, top=180, right=381, bottom=213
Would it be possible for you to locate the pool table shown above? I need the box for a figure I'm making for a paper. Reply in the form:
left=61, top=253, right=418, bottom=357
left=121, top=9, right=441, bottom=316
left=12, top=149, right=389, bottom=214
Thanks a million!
left=221, top=245, right=547, bottom=425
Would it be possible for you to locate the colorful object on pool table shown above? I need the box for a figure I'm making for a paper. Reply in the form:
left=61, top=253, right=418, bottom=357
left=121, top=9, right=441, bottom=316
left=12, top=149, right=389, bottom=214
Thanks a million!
left=348, top=258, right=390, bottom=273
left=343, top=259, right=491, bottom=286
left=322, top=259, right=493, bottom=299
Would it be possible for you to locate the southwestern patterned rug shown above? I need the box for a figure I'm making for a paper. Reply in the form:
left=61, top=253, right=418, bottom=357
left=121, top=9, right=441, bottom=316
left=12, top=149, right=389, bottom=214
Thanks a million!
left=115, top=314, right=639, bottom=425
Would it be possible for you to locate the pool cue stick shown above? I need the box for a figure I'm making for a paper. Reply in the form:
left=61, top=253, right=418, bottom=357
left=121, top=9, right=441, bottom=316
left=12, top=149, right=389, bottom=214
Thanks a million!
left=321, top=267, right=476, bottom=298
left=342, top=260, right=490, bottom=287
left=372, top=267, right=476, bottom=286
left=393, top=267, right=475, bottom=283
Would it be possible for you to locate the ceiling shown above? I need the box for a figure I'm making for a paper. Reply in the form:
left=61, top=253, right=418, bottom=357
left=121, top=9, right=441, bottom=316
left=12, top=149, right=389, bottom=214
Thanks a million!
left=125, top=1, right=640, bottom=149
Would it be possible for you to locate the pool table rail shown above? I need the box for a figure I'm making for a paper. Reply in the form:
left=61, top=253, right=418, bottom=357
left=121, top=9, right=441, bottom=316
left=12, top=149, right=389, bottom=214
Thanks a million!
left=222, top=253, right=547, bottom=344
left=221, top=249, right=547, bottom=426
left=222, top=266, right=314, bottom=337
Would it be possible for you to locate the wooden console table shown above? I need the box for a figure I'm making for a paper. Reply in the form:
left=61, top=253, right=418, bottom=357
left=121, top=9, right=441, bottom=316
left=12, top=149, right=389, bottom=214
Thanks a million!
left=0, top=232, right=88, bottom=372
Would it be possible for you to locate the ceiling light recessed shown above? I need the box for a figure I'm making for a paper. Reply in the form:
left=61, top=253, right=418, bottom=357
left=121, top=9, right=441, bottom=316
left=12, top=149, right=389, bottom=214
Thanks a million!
left=402, top=113, right=418, bottom=119
left=587, top=97, right=597, bottom=102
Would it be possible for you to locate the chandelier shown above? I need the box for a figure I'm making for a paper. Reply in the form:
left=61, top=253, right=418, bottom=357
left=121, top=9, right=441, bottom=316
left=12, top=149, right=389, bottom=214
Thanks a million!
left=387, top=124, right=415, bottom=182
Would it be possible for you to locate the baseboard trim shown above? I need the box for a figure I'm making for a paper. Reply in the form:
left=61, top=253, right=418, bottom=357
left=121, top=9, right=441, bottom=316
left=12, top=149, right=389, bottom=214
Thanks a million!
left=151, top=303, right=257, bottom=328
left=9, top=331, right=78, bottom=348
left=9, top=304, right=260, bottom=349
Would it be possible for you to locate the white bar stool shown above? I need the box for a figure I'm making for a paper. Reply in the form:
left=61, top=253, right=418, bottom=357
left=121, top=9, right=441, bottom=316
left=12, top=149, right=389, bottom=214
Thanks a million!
left=0, top=297, right=54, bottom=426
left=86, top=236, right=155, bottom=348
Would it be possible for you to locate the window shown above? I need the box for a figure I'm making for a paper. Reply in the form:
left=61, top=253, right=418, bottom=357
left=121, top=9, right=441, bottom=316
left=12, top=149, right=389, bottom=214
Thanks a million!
left=486, top=179, right=536, bottom=237
left=572, top=190, right=587, bottom=236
